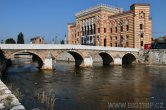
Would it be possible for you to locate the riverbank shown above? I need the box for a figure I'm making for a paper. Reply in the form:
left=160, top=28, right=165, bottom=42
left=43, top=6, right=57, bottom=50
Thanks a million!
left=0, top=79, right=25, bottom=110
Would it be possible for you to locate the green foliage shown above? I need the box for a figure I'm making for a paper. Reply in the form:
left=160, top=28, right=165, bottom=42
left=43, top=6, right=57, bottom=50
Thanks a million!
left=8, top=84, right=24, bottom=101
left=17, top=32, right=24, bottom=44
left=1, top=40, right=4, bottom=44
left=60, top=40, right=64, bottom=44
left=0, top=49, right=6, bottom=59
left=5, top=38, right=16, bottom=44
left=5, top=95, right=13, bottom=103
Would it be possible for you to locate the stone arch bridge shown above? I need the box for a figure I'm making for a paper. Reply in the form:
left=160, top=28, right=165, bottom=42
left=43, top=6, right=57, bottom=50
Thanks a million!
left=0, top=44, right=139, bottom=70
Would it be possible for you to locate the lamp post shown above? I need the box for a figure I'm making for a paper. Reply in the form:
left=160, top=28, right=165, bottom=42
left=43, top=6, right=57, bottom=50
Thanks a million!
left=55, top=36, right=57, bottom=44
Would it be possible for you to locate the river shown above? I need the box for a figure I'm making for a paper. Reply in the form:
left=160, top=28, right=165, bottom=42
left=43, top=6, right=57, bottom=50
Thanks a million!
left=1, top=59, right=166, bottom=110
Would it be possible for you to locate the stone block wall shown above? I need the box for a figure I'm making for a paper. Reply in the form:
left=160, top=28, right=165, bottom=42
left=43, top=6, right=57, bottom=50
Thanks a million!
left=139, top=49, right=166, bottom=65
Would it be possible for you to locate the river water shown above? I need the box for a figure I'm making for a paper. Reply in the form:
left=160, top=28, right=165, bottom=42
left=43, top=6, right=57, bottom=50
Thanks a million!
left=1, top=59, right=166, bottom=110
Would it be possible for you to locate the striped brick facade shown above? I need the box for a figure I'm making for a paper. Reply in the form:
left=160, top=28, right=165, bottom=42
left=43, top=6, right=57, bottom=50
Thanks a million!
left=68, top=3, right=152, bottom=48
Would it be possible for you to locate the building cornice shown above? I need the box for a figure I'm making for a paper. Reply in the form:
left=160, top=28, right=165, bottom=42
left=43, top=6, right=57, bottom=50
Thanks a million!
left=131, top=3, right=150, bottom=6
left=75, top=4, right=123, bottom=18
left=109, top=11, right=133, bottom=18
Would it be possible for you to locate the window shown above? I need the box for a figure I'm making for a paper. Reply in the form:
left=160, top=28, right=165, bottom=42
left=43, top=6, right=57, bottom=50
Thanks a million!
left=83, top=31, right=85, bottom=36
left=98, top=28, right=100, bottom=33
left=140, top=11, right=145, bottom=19
left=90, top=25, right=92, bottom=35
left=78, top=32, right=79, bottom=36
left=82, top=37, right=84, bottom=44
left=126, top=42, right=129, bottom=47
left=141, top=33, right=144, bottom=38
left=90, top=36, right=92, bottom=41
left=126, top=35, right=129, bottom=40
left=115, top=36, right=117, bottom=40
left=94, top=24, right=96, bottom=34
left=110, top=28, right=112, bottom=33
left=140, top=24, right=143, bottom=30
left=87, top=26, right=89, bottom=35
left=120, top=26, right=123, bottom=32
left=120, top=36, right=123, bottom=41
left=115, top=27, right=118, bottom=33
left=126, top=25, right=129, bottom=31
left=110, top=43, right=112, bottom=47
left=115, top=42, right=118, bottom=47
left=141, top=41, right=144, bottom=46
left=104, top=28, right=106, bottom=33
left=110, top=36, right=112, bottom=40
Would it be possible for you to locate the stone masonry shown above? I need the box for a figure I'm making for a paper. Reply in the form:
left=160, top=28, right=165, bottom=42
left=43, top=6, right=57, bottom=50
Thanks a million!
left=139, top=49, right=166, bottom=65
left=0, top=80, right=25, bottom=110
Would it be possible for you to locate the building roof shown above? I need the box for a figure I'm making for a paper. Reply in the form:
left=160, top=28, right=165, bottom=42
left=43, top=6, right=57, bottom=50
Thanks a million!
left=75, top=4, right=123, bottom=18
left=30, top=36, right=44, bottom=41
left=131, top=3, right=150, bottom=6
left=68, top=23, right=76, bottom=25
left=130, top=3, right=150, bottom=9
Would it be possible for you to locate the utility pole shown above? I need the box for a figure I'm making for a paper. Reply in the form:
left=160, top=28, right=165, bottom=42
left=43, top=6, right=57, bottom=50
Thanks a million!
left=64, top=34, right=67, bottom=44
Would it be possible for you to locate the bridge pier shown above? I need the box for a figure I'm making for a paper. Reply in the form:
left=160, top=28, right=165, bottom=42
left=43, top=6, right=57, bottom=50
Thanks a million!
left=41, top=58, right=54, bottom=70
left=83, top=56, right=93, bottom=67
left=114, top=57, right=122, bottom=65
left=77, top=56, right=93, bottom=67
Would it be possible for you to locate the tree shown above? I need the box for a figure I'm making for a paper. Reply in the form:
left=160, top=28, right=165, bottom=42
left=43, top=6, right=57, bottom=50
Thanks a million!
left=1, top=40, right=3, bottom=44
left=17, top=32, right=24, bottom=44
left=60, top=40, right=64, bottom=44
left=5, top=38, right=16, bottom=44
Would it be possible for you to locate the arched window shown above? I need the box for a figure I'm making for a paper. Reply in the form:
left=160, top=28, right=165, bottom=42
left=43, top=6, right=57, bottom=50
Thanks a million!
left=115, top=21, right=117, bottom=33
left=120, top=20, right=123, bottom=32
left=97, top=22, right=100, bottom=28
left=110, top=22, right=112, bottom=33
left=126, top=19, right=129, bottom=31
left=140, top=11, right=145, bottom=19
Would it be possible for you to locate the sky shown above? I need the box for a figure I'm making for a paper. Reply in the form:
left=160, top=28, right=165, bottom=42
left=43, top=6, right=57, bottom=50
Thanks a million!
left=0, top=0, right=166, bottom=43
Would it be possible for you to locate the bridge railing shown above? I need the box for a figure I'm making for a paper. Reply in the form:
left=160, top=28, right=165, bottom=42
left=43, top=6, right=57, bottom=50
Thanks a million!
left=0, top=44, right=140, bottom=52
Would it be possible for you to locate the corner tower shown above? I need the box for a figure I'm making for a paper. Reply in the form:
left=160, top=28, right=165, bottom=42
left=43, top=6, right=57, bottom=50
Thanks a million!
left=131, top=3, right=152, bottom=48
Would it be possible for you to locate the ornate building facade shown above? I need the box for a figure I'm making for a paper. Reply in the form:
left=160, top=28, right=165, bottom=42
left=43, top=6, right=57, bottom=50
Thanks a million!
left=68, top=3, right=152, bottom=48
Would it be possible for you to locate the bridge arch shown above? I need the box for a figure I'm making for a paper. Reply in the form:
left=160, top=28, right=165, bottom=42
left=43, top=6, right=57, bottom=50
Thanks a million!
left=99, top=52, right=114, bottom=65
left=67, top=51, right=84, bottom=66
left=122, top=53, right=136, bottom=64
left=52, top=50, right=92, bottom=67
left=8, top=50, right=44, bottom=68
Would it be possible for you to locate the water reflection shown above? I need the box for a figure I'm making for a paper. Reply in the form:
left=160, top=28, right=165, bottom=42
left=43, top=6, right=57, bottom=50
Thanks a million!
left=1, top=60, right=166, bottom=110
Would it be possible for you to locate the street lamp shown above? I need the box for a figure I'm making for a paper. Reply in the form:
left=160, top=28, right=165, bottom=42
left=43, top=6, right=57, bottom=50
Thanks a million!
left=55, top=36, right=57, bottom=44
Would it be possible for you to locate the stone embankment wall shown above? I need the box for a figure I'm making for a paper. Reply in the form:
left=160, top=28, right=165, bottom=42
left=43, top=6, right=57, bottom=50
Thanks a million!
left=139, top=49, right=166, bottom=65
left=0, top=80, right=25, bottom=110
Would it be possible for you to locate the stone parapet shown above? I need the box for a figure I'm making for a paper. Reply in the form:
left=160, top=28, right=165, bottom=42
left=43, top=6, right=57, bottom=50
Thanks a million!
left=0, top=44, right=139, bottom=52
